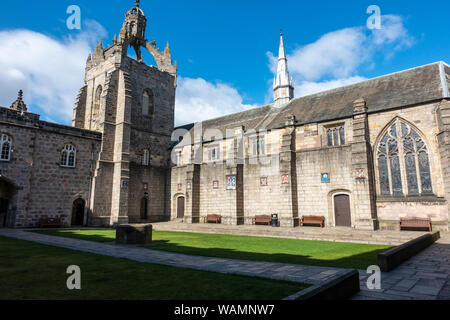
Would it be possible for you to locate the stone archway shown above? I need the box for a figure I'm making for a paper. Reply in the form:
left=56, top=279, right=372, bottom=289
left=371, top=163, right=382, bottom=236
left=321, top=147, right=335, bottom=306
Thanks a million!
left=0, top=177, right=17, bottom=228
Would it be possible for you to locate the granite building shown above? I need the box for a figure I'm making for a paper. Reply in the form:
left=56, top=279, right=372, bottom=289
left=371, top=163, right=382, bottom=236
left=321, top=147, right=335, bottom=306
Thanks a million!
left=1, top=2, right=450, bottom=232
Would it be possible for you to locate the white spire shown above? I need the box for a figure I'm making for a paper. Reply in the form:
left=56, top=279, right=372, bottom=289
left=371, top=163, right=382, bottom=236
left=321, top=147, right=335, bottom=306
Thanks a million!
left=273, top=31, right=294, bottom=108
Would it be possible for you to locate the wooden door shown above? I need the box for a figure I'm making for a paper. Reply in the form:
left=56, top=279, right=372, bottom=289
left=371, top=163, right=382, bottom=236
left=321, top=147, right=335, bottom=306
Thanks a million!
left=177, top=197, right=185, bottom=218
left=334, top=194, right=351, bottom=227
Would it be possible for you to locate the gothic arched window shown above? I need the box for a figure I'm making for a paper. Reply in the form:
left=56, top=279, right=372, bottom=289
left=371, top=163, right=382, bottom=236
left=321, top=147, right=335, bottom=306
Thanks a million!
left=142, top=89, right=154, bottom=117
left=377, top=119, right=433, bottom=197
left=93, top=85, right=102, bottom=116
left=61, top=144, right=77, bottom=168
left=0, top=134, right=12, bottom=161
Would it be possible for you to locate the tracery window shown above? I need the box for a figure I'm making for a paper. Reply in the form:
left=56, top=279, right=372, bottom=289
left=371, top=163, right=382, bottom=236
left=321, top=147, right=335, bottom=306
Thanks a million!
left=61, top=144, right=77, bottom=168
left=0, top=134, right=12, bottom=161
left=377, top=119, right=433, bottom=197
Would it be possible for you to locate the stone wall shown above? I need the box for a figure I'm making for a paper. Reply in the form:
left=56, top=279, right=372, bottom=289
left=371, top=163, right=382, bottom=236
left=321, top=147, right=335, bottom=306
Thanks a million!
left=0, top=107, right=101, bottom=227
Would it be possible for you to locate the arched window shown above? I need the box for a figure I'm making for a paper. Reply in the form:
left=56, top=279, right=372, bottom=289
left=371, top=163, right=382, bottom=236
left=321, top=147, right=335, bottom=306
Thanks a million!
left=61, top=145, right=77, bottom=168
left=93, top=85, right=102, bottom=116
left=377, top=119, right=433, bottom=197
left=140, top=197, right=148, bottom=219
left=142, top=149, right=150, bottom=166
left=142, top=89, right=154, bottom=117
left=0, top=134, right=12, bottom=161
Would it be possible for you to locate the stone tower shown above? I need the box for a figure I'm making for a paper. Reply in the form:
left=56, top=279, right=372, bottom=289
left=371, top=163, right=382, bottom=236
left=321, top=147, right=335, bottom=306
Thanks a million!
left=72, top=0, right=177, bottom=226
left=273, top=32, right=294, bottom=108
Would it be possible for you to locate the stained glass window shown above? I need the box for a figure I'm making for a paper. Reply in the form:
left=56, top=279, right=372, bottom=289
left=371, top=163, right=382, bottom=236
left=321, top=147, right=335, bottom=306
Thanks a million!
left=377, top=119, right=433, bottom=197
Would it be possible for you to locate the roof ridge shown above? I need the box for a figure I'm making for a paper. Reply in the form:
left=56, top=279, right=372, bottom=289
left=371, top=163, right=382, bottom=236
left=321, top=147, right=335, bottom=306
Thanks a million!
left=198, top=104, right=272, bottom=125
left=288, top=61, right=446, bottom=103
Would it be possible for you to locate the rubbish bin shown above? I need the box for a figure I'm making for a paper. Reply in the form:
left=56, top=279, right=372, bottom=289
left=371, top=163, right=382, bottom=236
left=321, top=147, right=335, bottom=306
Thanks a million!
left=271, top=214, right=279, bottom=227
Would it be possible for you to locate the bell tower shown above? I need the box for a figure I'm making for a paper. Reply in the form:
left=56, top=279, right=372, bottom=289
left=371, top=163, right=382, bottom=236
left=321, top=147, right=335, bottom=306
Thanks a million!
left=118, top=0, right=147, bottom=62
left=72, top=1, right=178, bottom=226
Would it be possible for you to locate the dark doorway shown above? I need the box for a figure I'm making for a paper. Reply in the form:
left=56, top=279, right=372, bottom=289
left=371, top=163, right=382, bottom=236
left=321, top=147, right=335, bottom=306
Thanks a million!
left=177, top=196, right=185, bottom=219
left=72, top=198, right=85, bottom=226
left=140, top=197, right=148, bottom=219
left=334, top=194, right=351, bottom=227
left=0, top=198, right=9, bottom=228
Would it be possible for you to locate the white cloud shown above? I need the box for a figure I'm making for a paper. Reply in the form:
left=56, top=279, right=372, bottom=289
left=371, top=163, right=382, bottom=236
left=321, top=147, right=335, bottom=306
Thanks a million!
left=0, top=21, right=107, bottom=123
left=267, top=15, right=415, bottom=98
left=175, top=77, right=257, bottom=126
left=294, top=76, right=367, bottom=97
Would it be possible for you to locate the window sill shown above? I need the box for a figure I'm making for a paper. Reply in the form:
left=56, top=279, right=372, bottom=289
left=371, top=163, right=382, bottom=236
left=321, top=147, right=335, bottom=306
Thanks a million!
left=60, top=165, right=76, bottom=169
left=377, top=195, right=445, bottom=203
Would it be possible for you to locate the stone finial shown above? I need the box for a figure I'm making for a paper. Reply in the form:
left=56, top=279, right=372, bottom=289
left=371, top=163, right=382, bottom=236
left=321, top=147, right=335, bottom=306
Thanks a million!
left=285, top=114, right=296, bottom=126
left=135, top=0, right=140, bottom=7
left=353, top=98, right=367, bottom=115
left=10, top=90, right=28, bottom=114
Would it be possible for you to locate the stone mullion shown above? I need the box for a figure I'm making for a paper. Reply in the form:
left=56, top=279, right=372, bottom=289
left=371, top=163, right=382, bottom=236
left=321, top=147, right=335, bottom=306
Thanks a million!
left=396, top=119, right=408, bottom=197
left=413, top=137, right=423, bottom=195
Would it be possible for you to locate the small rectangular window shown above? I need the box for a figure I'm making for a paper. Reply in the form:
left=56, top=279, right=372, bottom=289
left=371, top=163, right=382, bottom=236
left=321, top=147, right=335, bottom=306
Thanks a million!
left=251, top=136, right=266, bottom=156
left=208, top=146, right=220, bottom=161
left=143, top=150, right=150, bottom=166
left=326, top=126, right=345, bottom=147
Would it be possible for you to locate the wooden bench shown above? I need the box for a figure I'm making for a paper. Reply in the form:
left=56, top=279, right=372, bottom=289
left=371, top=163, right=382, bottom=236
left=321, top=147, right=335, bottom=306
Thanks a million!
left=253, top=215, right=271, bottom=225
left=399, top=217, right=432, bottom=232
left=38, top=217, right=63, bottom=228
left=300, top=216, right=325, bottom=228
left=204, top=214, right=222, bottom=224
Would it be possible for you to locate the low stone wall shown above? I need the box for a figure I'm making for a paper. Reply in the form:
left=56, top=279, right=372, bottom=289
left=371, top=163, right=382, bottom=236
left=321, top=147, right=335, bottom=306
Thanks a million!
left=378, top=231, right=441, bottom=272
left=284, top=269, right=360, bottom=300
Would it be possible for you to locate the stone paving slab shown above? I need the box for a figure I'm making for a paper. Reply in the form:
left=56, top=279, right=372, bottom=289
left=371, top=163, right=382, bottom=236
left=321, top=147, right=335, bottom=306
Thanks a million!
left=0, top=229, right=347, bottom=286
left=354, top=234, right=450, bottom=300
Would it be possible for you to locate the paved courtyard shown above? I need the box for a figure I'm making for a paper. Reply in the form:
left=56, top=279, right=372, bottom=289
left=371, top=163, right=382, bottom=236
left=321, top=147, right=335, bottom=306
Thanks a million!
left=1, top=228, right=449, bottom=300
left=354, top=233, right=450, bottom=300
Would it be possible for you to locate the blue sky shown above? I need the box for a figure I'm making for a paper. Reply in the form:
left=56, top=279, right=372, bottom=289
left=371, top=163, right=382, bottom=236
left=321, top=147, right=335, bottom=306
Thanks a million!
left=0, top=0, right=449, bottom=125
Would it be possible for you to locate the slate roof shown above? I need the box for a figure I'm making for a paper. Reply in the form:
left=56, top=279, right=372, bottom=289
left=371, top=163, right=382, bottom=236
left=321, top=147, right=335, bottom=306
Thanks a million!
left=180, top=62, right=449, bottom=142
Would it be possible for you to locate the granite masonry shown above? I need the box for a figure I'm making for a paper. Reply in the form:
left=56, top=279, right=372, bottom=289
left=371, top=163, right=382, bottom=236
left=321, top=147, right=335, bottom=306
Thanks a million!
left=0, top=2, right=449, bottom=233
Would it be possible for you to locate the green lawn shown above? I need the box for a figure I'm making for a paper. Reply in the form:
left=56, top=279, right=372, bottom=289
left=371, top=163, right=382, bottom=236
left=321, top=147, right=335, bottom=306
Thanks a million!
left=0, top=236, right=307, bottom=300
left=32, top=229, right=392, bottom=269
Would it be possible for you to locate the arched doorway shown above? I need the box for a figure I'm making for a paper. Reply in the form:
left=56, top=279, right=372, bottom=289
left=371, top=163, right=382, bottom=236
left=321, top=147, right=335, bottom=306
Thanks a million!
left=177, top=196, right=185, bottom=219
left=140, top=197, right=148, bottom=219
left=0, top=177, right=16, bottom=228
left=72, top=198, right=85, bottom=226
left=334, top=194, right=351, bottom=227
